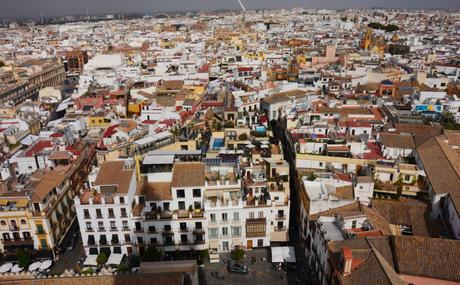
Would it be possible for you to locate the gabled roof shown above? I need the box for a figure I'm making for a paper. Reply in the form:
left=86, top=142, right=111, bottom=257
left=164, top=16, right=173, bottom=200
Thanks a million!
left=417, top=137, right=460, bottom=215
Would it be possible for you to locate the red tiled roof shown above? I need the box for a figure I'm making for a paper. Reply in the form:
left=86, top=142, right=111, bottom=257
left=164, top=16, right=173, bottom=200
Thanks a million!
left=363, top=142, right=384, bottom=160
left=50, top=133, right=64, bottom=138
left=103, top=124, right=119, bottom=138
left=24, top=140, right=53, bottom=157
left=159, top=119, right=176, bottom=127
left=142, top=120, right=157, bottom=125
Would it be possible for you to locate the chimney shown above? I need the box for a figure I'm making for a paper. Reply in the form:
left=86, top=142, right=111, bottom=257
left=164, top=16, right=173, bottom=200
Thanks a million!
left=342, top=246, right=353, bottom=275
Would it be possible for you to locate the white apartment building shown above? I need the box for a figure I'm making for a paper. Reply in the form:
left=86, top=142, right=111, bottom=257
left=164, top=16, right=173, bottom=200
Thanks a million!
left=75, top=160, right=137, bottom=257
left=76, top=155, right=291, bottom=257
left=133, top=162, right=208, bottom=254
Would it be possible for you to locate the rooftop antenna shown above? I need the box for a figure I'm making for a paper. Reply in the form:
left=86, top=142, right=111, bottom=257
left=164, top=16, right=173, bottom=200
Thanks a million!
left=40, top=12, right=44, bottom=25
left=86, top=6, right=90, bottom=22
left=237, top=0, right=247, bottom=11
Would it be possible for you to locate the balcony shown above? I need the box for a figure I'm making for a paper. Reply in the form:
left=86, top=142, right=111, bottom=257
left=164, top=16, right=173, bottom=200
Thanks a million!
left=108, top=214, right=115, bottom=219
left=98, top=227, right=105, bottom=232
left=148, top=229, right=157, bottom=234
left=179, top=227, right=188, bottom=233
left=221, top=219, right=230, bottom=224
left=134, top=228, right=144, bottom=233
left=36, top=229, right=46, bottom=235
left=163, top=240, right=175, bottom=246
left=96, top=214, right=103, bottom=219
left=122, top=226, right=130, bottom=231
left=86, top=228, right=94, bottom=232
left=84, top=215, right=91, bottom=219
left=276, top=215, right=286, bottom=220
left=3, top=238, right=33, bottom=246
left=275, top=226, right=286, bottom=232
left=246, top=218, right=266, bottom=225
left=110, top=227, right=118, bottom=232
left=193, top=228, right=205, bottom=234
left=194, top=240, right=206, bottom=245
left=162, top=229, right=173, bottom=235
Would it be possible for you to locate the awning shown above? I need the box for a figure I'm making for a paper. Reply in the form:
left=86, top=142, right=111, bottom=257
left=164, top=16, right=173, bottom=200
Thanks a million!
left=271, top=247, right=296, bottom=263
left=15, top=199, right=29, bottom=208
left=0, top=199, right=8, bottom=206
left=143, top=155, right=174, bottom=165
left=84, top=255, right=98, bottom=266
left=107, top=254, right=124, bottom=266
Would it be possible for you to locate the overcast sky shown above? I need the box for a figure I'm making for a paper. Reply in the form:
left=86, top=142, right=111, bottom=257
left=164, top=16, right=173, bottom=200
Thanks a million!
left=1, top=0, right=459, bottom=18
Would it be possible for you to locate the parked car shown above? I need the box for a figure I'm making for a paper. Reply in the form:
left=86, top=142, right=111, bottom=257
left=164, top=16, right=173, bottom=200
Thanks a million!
left=228, top=263, right=249, bottom=274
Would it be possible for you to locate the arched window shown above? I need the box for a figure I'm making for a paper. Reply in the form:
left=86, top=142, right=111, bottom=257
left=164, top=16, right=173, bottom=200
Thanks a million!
left=0, top=220, right=6, bottom=226
left=20, top=219, right=27, bottom=225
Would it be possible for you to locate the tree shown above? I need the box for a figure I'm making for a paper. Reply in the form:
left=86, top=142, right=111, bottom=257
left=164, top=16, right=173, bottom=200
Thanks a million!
left=441, top=112, right=460, bottom=130
left=197, top=249, right=209, bottom=265
left=16, top=249, right=30, bottom=269
left=142, top=246, right=161, bottom=262
left=307, top=173, right=317, bottom=181
left=96, top=252, right=108, bottom=266
left=231, top=248, right=245, bottom=262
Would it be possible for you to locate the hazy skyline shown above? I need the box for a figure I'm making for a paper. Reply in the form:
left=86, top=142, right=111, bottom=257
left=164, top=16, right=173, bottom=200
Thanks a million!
left=1, top=0, right=459, bottom=18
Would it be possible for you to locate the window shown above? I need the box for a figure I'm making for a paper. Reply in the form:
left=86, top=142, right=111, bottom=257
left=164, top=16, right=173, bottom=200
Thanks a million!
left=222, top=227, right=228, bottom=236
left=149, top=226, right=156, bottom=233
left=210, top=214, right=216, bottom=222
left=181, top=234, right=188, bottom=244
left=95, top=209, right=102, bottom=219
left=178, top=201, right=186, bottom=210
left=180, top=222, right=187, bottom=231
left=222, top=213, right=228, bottom=221
left=233, top=212, right=239, bottom=221
left=119, top=197, right=125, bottom=204
left=86, top=222, right=93, bottom=231
left=110, top=221, right=116, bottom=230
left=83, top=209, right=90, bottom=219
left=209, top=228, right=218, bottom=239
left=195, top=222, right=202, bottom=230
left=40, top=239, right=47, bottom=248
left=163, top=202, right=170, bottom=211
left=98, top=222, right=104, bottom=231
left=231, top=226, right=241, bottom=237
left=108, top=208, right=114, bottom=218
left=177, top=189, right=185, bottom=198
left=258, top=211, right=264, bottom=218
left=404, top=175, right=411, bottom=182
left=194, top=202, right=201, bottom=210
left=249, top=212, right=254, bottom=219
left=352, top=220, right=357, bottom=229
left=122, top=221, right=128, bottom=229
left=319, top=162, right=323, bottom=167
left=87, top=235, right=95, bottom=245
left=121, top=208, right=127, bottom=217
left=150, top=238, right=157, bottom=245
left=36, top=224, right=44, bottom=234
left=111, top=234, right=119, bottom=244
left=124, top=234, right=131, bottom=243
left=150, top=202, right=157, bottom=209
left=0, top=220, right=5, bottom=226
left=137, top=237, right=143, bottom=244
left=193, top=189, right=201, bottom=198
left=257, top=239, right=263, bottom=247
left=20, top=219, right=26, bottom=225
